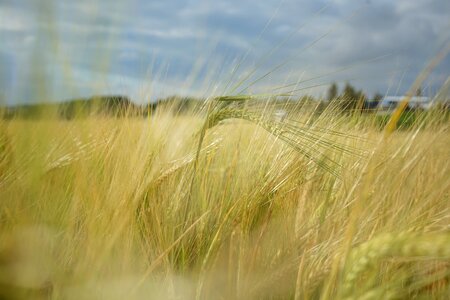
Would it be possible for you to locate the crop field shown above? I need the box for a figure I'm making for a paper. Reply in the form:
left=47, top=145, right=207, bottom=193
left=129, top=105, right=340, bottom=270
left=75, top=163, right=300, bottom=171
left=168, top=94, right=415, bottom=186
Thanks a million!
left=1, top=1, right=450, bottom=299
left=0, top=101, right=449, bottom=299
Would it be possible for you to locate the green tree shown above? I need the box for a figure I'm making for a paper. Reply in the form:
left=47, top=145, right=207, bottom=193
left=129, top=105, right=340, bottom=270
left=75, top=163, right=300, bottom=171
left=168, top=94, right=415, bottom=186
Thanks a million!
left=337, top=83, right=368, bottom=112
left=415, top=87, right=422, bottom=96
left=373, top=93, right=383, bottom=104
left=339, top=83, right=357, bottom=111
left=327, top=82, right=338, bottom=101
left=355, top=89, right=366, bottom=110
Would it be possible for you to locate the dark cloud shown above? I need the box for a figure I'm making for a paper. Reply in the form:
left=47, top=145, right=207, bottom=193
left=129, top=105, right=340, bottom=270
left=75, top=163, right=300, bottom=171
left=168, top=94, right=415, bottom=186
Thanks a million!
left=0, top=0, right=448, bottom=103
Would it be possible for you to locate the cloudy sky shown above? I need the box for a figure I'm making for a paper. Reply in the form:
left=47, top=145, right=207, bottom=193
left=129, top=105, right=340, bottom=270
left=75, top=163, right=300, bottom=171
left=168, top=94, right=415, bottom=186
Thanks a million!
left=1, top=0, right=449, bottom=105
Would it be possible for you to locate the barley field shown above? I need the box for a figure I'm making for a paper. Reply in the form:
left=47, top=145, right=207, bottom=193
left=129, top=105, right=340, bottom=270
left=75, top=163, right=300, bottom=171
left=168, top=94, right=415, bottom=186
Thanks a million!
left=0, top=101, right=449, bottom=299
left=1, top=1, right=450, bottom=299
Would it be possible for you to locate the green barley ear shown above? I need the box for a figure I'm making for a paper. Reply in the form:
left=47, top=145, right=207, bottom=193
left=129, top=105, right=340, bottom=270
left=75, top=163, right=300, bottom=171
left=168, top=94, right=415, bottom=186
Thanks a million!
left=340, top=231, right=450, bottom=299
left=213, top=95, right=254, bottom=102
left=196, top=95, right=369, bottom=177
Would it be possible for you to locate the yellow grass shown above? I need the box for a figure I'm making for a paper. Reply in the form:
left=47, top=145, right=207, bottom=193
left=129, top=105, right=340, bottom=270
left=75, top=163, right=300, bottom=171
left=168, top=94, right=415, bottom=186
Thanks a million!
left=0, top=107, right=449, bottom=299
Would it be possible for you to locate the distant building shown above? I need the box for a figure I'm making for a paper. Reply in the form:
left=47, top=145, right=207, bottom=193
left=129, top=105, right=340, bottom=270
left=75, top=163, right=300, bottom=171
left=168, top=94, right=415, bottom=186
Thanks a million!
left=380, top=96, right=433, bottom=110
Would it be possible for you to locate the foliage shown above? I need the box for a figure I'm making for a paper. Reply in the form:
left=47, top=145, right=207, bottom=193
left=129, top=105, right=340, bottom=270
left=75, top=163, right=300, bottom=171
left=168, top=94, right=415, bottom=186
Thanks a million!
left=372, top=93, right=383, bottom=104
left=327, top=82, right=338, bottom=101
left=337, top=83, right=367, bottom=112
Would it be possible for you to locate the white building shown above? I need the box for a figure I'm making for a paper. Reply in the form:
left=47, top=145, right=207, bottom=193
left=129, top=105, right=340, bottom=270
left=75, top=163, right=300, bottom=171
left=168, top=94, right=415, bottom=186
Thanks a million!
left=380, top=96, right=433, bottom=110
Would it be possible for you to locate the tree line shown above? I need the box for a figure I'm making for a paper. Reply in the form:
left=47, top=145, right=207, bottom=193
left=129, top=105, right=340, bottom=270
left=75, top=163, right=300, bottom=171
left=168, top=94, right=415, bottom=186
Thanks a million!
left=326, top=82, right=384, bottom=111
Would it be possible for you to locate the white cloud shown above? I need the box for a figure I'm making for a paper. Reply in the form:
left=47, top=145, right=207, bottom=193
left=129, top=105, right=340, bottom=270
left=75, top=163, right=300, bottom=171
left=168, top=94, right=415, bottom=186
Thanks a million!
left=22, top=35, right=36, bottom=45
left=1, top=0, right=449, bottom=103
left=0, top=6, right=31, bottom=32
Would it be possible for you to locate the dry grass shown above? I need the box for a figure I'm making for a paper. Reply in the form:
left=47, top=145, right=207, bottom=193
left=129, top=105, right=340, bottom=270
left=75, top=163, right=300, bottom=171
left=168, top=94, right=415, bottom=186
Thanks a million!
left=0, top=101, right=449, bottom=299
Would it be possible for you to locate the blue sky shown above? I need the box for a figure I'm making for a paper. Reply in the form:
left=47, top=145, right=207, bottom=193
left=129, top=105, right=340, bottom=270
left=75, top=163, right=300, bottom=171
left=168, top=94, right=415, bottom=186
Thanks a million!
left=1, top=0, right=449, bottom=105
